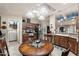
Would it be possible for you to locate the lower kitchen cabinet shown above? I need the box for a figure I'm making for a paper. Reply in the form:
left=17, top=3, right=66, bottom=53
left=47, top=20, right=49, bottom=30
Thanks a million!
left=59, top=36, right=69, bottom=49
left=54, top=35, right=68, bottom=48
left=77, top=42, right=79, bottom=55
left=54, top=35, right=78, bottom=55
left=68, top=38, right=78, bottom=55
left=54, top=35, right=60, bottom=46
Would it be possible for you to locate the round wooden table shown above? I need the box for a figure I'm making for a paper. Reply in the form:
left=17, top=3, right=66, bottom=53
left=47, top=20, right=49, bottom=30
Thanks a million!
left=19, top=41, right=53, bottom=56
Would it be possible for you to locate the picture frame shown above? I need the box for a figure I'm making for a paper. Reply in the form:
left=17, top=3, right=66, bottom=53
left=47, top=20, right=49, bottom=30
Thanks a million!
left=2, top=21, right=6, bottom=24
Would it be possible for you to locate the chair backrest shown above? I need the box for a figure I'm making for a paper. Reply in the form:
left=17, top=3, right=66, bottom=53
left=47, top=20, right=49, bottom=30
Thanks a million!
left=0, top=30, right=2, bottom=36
left=61, top=48, right=70, bottom=56
left=0, top=40, right=10, bottom=56
left=61, top=41, right=71, bottom=56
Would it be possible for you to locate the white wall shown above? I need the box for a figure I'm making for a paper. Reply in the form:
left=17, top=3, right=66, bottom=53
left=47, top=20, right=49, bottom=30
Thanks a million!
left=49, top=15, right=56, bottom=33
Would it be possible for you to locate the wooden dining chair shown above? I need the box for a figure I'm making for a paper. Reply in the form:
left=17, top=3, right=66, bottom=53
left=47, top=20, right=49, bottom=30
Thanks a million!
left=61, top=42, right=71, bottom=56
left=61, top=48, right=70, bottom=56
left=0, top=39, right=10, bottom=56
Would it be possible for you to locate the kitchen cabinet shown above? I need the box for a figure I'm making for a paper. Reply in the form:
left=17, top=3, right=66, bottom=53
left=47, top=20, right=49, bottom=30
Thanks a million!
left=22, top=23, right=39, bottom=42
left=76, top=16, right=79, bottom=32
left=76, top=15, right=79, bottom=56
left=22, top=23, right=39, bottom=30
left=22, top=33, right=37, bottom=42
left=68, top=38, right=78, bottom=55
left=59, top=36, right=69, bottom=49
left=54, top=35, right=78, bottom=55
left=54, top=35, right=68, bottom=48
left=54, top=35, right=60, bottom=46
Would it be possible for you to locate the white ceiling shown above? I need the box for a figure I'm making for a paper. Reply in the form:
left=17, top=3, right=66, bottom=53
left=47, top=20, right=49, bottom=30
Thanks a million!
left=0, top=3, right=78, bottom=16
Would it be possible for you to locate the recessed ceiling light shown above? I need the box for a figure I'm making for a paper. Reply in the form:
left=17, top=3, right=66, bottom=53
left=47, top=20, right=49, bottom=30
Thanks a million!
left=32, top=10, right=38, bottom=13
left=38, top=16, right=45, bottom=20
left=26, top=12, right=34, bottom=18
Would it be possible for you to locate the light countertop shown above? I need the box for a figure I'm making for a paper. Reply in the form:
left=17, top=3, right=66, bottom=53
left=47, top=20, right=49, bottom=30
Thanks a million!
left=54, top=33, right=78, bottom=41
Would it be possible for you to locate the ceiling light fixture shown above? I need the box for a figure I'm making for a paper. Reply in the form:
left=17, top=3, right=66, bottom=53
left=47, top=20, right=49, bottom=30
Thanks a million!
left=26, top=4, right=55, bottom=20
left=26, top=11, right=35, bottom=18
left=38, top=15, right=45, bottom=20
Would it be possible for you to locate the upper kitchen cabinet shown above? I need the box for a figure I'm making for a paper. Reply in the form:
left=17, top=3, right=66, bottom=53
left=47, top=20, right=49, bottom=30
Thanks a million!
left=76, top=16, right=79, bottom=33
left=76, top=16, right=79, bottom=55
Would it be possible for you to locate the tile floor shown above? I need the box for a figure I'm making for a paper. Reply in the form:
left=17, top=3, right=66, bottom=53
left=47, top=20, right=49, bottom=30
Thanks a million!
left=6, top=41, right=76, bottom=56
left=8, top=41, right=22, bottom=56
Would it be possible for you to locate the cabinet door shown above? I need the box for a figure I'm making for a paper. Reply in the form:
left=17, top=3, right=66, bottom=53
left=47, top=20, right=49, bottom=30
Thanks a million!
left=54, top=35, right=60, bottom=46
left=58, top=36, right=63, bottom=46
left=69, top=38, right=78, bottom=55
left=63, top=37, right=69, bottom=48
left=60, top=37, right=68, bottom=48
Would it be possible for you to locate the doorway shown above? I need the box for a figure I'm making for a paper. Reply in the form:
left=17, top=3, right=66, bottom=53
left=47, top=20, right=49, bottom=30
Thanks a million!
left=7, top=19, right=20, bottom=43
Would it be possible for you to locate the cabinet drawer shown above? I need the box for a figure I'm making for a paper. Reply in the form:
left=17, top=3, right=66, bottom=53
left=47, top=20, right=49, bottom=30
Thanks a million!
left=60, top=37, right=68, bottom=48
